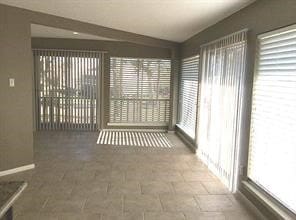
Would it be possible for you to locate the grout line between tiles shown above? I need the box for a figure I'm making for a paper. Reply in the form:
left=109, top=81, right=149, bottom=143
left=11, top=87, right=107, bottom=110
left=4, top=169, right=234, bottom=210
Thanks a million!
left=81, top=198, right=87, bottom=212
left=158, top=194, right=165, bottom=212
left=193, top=194, right=202, bottom=211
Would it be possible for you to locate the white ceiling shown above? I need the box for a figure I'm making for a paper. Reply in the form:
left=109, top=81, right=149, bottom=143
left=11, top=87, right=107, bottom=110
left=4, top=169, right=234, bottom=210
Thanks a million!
left=31, top=24, right=118, bottom=41
left=0, top=0, right=255, bottom=42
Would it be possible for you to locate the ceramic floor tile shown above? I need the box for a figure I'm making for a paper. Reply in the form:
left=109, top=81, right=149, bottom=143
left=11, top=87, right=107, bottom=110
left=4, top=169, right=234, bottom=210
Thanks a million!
left=14, top=197, right=49, bottom=215
left=37, top=182, right=75, bottom=198
left=184, top=211, right=226, bottom=220
left=84, top=194, right=123, bottom=214
left=202, top=181, right=230, bottom=194
left=70, top=181, right=109, bottom=198
left=140, top=181, right=174, bottom=194
left=152, top=171, right=184, bottom=182
left=124, top=194, right=162, bottom=212
left=0, top=132, right=256, bottom=220
left=108, top=181, right=141, bottom=195
left=43, top=198, right=86, bottom=212
left=223, top=210, right=256, bottom=220
left=96, top=170, right=125, bottom=182
left=144, top=211, right=186, bottom=220
left=172, top=181, right=208, bottom=195
left=15, top=212, right=58, bottom=220
left=181, top=171, right=215, bottom=182
left=56, top=212, right=102, bottom=220
left=62, top=170, right=96, bottom=183
left=83, top=162, right=112, bottom=172
left=195, top=195, right=235, bottom=212
left=125, top=170, right=154, bottom=182
left=30, top=171, right=65, bottom=183
left=160, top=194, right=199, bottom=212
left=101, top=211, right=143, bottom=220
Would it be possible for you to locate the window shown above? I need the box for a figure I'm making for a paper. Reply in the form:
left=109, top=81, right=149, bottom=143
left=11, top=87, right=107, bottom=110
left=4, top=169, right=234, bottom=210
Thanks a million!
left=109, top=57, right=171, bottom=125
left=33, top=49, right=102, bottom=131
left=248, top=24, right=296, bottom=213
left=197, top=30, right=247, bottom=191
left=177, top=55, right=199, bottom=138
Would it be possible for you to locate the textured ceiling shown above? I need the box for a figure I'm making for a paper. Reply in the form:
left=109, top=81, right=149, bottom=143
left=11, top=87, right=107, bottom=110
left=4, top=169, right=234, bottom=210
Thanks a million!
left=0, top=0, right=255, bottom=42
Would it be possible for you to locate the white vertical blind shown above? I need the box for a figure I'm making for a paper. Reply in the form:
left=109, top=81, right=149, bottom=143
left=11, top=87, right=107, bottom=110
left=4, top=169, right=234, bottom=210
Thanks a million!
left=177, top=55, right=199, bottom=138
left=197, top=30, right=247, bottom=191
left=248, top=24, right=296, bottom=214
left=109, top=57, right=171, bottom=125
left=33, top=49, right=102, bottom=131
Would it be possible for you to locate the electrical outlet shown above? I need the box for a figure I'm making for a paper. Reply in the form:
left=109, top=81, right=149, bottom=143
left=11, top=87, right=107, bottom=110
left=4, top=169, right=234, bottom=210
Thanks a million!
left=9, top=78, right=15, bottom=87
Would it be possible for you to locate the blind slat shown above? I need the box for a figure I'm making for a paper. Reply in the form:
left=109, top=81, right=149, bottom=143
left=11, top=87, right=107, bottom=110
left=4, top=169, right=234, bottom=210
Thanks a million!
left=198, top=30, right=247, bottom=191
left=110, top=57, right=171, bottom=124
left=177, top=55, right=199, bottom=138
left=248, top=24, right=296, bottom=214
left=33, top=49, right=101, bottom=131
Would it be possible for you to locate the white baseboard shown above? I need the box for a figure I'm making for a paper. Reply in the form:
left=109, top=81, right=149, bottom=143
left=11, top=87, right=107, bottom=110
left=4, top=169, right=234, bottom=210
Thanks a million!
left=0, top=164, right=35, bottom=177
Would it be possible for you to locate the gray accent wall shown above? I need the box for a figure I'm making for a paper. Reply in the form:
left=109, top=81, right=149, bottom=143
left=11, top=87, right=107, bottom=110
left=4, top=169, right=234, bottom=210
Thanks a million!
left=31, top=38, right=171, bottom=58
left=1, top=2, right=295, bottom=208
left=182, top=0, right=296, bottom=180
left=181, top=0, right=296, bottom=217
left=31, top=38, right=173, bottom=130
left=0, top=5, right=34, bottom=171
left=182, top=0, right=296, bottom=58
left=0, top=3, right=178, bottom=172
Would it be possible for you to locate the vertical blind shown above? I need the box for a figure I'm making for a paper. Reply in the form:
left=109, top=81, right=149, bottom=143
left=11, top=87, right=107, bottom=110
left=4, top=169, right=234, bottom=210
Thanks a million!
left=109, top=57, right=171, bottom=125
left=197, top=30, right=247, bottom=191
left=33, top=49, right=102, bottom=131
left=177, top=55, right=199, bottom=138
left=248, top=24, right=296, bottom=213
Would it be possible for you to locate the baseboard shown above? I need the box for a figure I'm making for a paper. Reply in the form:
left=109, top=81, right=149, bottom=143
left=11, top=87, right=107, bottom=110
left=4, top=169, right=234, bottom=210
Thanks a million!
left=175, top=130, right=196, bottom=153
left=235, top=190, right=268, bottom=220
left=241, top=181, right=296, bottom=220
left=0, top=164, right=35, bottom=177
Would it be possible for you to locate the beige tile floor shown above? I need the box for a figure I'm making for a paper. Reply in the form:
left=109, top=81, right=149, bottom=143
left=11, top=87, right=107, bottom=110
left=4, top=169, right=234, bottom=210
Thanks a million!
left=0, top=132, right=257, bottom=220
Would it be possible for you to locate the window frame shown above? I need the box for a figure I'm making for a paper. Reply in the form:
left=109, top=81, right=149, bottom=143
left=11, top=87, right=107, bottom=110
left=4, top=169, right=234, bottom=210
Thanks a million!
left=177, top=54, right=200, bottom=140
left=246, top=23, right=296, bottom=219
left=108, top=56, right=171, bottom=126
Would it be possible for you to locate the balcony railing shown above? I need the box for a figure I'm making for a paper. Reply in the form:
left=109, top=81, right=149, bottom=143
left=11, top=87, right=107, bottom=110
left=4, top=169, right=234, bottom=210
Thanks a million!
left=36, top=96, right=97, bottom=130
left=109, top=98, right=170, bottom=125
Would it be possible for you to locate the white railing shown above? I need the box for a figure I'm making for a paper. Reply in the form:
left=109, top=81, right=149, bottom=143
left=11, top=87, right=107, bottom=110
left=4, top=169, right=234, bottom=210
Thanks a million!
left=109, top=98, right=170, bottom=124
left=38, top=96, right=97, bottom=130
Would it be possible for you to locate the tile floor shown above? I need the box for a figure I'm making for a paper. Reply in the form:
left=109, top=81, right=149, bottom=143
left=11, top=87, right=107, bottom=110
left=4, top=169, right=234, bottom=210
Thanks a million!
left=0, top=132, right=257, bottom=220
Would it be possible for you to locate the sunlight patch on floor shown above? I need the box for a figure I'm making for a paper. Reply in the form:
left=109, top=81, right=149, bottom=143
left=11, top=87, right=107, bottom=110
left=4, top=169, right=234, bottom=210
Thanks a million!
left=97, top=131, right=172, bottom=148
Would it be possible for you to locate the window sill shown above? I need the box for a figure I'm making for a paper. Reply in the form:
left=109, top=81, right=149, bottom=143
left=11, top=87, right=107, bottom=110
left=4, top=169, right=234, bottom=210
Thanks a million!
left=107, top=122, right=168, bottom=127
left=175, top=124, right=196, bottom=152
left=242, top=181, right=296, bottom=220
left=175, top=124, right=195, bottom=140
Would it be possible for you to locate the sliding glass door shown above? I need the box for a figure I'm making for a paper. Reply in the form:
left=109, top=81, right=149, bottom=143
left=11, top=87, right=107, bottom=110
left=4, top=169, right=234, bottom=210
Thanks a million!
left=33, top=49, right=103, bottom=131
left=197, top=30, right=247, bottom=191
